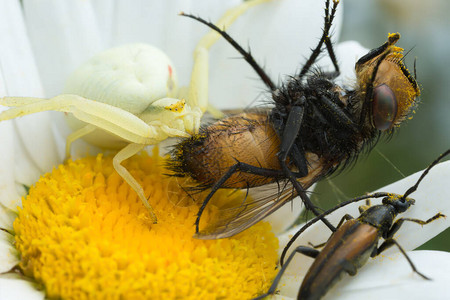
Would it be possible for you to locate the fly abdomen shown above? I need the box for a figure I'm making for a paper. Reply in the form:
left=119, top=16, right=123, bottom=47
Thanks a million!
left=170, top=112, right=282, bottom=188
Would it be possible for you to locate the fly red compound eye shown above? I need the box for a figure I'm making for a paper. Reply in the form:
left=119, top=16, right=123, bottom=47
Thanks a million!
left=372, top=84, right=398, bottom=130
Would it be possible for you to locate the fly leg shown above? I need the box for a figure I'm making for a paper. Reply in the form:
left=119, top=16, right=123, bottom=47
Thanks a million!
left=277, top=104, right=336, bottom=232
left=180, top=0, right=277, bottom=92
left=308, top=214, right=353, bottom=248
left=298, top=0, right=340, bottom=80
left=372, top=212, right=445, bottom=280
left=253, top=246, right=320, bottom=300
left=194, top=162, right=287, bottom=234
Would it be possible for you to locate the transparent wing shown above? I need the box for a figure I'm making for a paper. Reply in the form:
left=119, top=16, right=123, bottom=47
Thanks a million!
left=195, top=180, right=298, bottom=239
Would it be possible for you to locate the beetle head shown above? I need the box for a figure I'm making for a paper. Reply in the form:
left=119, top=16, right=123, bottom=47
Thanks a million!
left=382, top=193, right=415, bottom=213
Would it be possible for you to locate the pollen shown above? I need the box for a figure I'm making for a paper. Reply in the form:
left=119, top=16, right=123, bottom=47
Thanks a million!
left=13, top=150, right=278, bottom=300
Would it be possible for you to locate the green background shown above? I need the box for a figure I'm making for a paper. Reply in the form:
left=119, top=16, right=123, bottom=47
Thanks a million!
left=312, top=0, right=449, bottom=251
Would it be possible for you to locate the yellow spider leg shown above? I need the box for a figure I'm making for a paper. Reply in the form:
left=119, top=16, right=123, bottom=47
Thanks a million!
left=1, top=95, right=162, bottom=144
left=65, top=124, right=96, bottom=159
left=187, top=0, right=271, bottom=119
left=113, top=143, right=158, bottom=223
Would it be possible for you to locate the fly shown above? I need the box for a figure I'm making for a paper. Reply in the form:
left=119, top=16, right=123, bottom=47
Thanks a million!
left=168, top=0, right=420, bottom=239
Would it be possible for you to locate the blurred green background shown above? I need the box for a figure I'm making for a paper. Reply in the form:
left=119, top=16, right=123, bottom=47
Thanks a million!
left=312, top=0, right=450, bottom=251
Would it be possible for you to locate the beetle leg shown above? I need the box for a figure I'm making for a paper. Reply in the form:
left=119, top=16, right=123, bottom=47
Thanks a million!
left=358, top=199, right=372, bottom=214
left=373, top=213, right=445, bottom=280
left=373, top=238, right=430, bottom=280
left=342, top=261, right=358, bottom=276
left=308, top=214, right=353, bottom=249
left=336, top=213, right=354, bottom=228
left=384, top=213, right=445, bottom=240
left=253, top=246, right=320, bottom=300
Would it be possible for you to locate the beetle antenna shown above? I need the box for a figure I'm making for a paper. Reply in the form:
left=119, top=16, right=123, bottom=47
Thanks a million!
left=281, top=148, right=450, bottom=265
left=402, top=148, right=450, bottom=198
left=414, top=57, right=418, bottom=81
left=280, top=191, right=391, bottom=265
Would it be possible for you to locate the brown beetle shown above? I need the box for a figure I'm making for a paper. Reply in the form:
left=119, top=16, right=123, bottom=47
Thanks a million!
left=255, top=149, right=449, bottom=300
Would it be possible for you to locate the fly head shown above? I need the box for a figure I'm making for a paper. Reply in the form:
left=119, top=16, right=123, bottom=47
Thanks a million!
left=354, top=33, right=420, bottom=132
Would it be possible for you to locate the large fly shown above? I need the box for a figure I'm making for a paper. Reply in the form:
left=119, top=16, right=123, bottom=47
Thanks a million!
left=168, top=0, right=420, bottom=239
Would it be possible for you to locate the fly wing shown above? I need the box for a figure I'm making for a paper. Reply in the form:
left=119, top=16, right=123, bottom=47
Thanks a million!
left=194, top=180, right=298, bottom=239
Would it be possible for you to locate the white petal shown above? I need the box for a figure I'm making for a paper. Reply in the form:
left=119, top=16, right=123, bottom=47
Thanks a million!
left=372, top=160, right=450, bottom=252
left=0, top=204, right=17, bottom=232
left=277, top=160, right=450, bottom=275
left=21, top=0, right=241, bottom=96
left=0, top=274, right=44, bottom=300
left=22, top=0, right=103, bottom=97
left=13, top=112, right=65, bottom=185
left=270, top=295, right=295, bottom=300
left=318, top=41, right=370, bottom=86
left=266, top=196, right=305, bottom=235
left=105, top=0, right=241, bottom=53
left=0, top=231, right=19, bottom=273
left=0, top=1, right=44, bottom=97
left=323, top=250, right=450, bottom=300
left=0, top=1, right=64, bottom=185
left=207, top=0, right=344, bottom=109
left=92, top=0, right=344, bottom=109
left=0, top=121, right=21, bottom=210
left=271, top=251, right=450, bottom=300
left=269, top=274, right=302, bottom=299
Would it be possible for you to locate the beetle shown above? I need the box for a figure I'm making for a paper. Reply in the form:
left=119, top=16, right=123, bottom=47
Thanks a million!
left=0, top=0, right=269, bottom=223
left=168, top=0, right=420, bottom=238
left=254, top=149, right=450, bottom=300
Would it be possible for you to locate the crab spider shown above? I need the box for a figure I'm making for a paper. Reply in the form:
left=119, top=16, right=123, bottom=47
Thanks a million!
left=0, top=0, right=271, bottom=223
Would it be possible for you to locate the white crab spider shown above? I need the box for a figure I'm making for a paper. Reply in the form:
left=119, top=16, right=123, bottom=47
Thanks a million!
left=0, top=0, right=269, bottom=223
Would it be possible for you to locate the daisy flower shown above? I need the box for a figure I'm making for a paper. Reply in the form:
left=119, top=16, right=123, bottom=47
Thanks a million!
left=0, top=0, right=448, bottom=299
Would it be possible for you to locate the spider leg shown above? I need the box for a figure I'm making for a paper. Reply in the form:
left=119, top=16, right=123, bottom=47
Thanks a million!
left=113, top=143, right=158, bottom=223
left=0, top=95, right=165, bottom=144
left=65, top=124, right=96, bottom=159
left=181, top=0, right=276, bottom=93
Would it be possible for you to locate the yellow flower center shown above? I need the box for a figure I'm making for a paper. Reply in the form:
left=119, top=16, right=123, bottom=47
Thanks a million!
left=13, top=150, right=278, bottom=300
